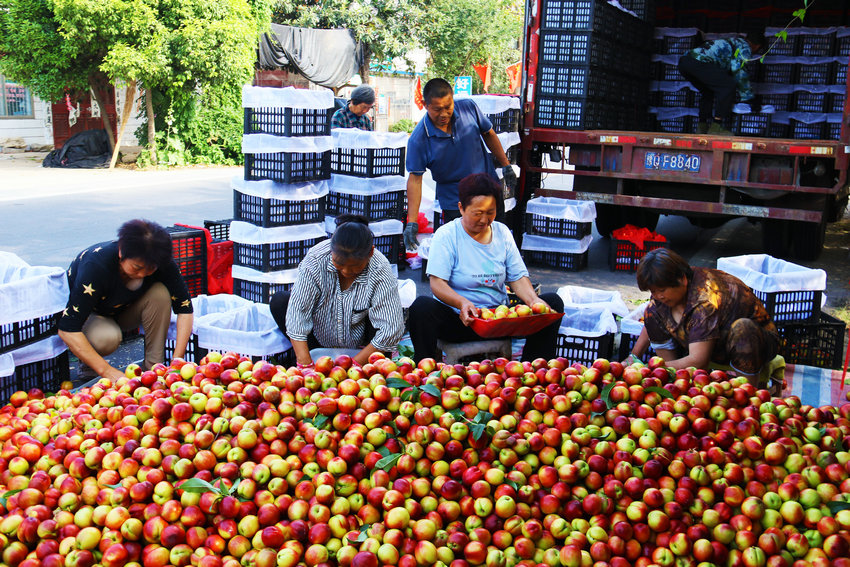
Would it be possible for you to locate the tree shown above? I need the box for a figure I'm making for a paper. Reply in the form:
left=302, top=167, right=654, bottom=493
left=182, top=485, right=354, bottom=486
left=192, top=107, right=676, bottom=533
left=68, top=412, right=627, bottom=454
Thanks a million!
left=272, top=0, right=426, bottom=84
left=419, top=0, right=523, bottom=94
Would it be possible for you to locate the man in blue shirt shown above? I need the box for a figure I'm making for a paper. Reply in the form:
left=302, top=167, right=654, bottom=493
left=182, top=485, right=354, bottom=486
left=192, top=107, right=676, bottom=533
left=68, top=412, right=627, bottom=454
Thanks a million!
left=403, top=78, right=515, bottom=250
left=678, top=31, right=763, bottom=135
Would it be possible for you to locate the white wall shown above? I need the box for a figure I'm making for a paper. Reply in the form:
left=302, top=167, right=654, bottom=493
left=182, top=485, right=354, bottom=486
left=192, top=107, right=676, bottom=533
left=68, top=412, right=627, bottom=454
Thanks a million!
left=0, top=97, right=53, bottom=148
left=115, top=84, right=144, bottom=147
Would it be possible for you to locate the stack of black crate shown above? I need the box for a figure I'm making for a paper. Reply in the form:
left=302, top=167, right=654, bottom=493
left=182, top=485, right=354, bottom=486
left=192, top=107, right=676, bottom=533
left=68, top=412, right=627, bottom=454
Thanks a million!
left=534, top=0, right=653, bottom=130
left=233, top=86, right=334, bottom=303
left=328, top=129, right=407, bottom=271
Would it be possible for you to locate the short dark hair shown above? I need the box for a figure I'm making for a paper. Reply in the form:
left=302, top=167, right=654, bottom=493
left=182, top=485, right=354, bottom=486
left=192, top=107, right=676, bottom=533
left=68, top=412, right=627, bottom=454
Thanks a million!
left=423, top=78, right=452, bottom=105
left=636, top=248, right=693, bottom=291
left=331, top=214, right=373, bottom=261
left=457, top=173, right=502, bottom=209
left=117, top=219, right=173, bottom=269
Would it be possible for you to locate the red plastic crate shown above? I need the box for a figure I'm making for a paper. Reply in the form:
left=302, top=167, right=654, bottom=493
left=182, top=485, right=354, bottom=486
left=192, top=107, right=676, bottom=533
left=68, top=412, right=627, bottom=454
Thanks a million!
left=609, top=238, right=667, bottom=272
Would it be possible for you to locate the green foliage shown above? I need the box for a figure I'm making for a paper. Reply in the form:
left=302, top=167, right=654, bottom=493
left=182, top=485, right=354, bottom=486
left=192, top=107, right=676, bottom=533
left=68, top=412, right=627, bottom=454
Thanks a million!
left=419, top=0, right=522, bottom=94
left=389, top=118, right=416, bottom=133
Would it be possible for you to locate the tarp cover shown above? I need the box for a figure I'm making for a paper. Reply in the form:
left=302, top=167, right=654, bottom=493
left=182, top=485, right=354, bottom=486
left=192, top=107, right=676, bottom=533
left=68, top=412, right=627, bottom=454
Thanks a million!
left=259, top=24, right=364, bottom=89
left=42, top=129, right=110, bottom=169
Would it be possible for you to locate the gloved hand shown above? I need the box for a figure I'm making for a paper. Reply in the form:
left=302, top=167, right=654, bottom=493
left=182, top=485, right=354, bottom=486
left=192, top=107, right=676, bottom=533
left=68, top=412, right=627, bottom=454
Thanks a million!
left=502, top=165, right=517, bottom=191
left=748, top=97, right=762, bottom=114
left=403, top=221, right=419, bottom=251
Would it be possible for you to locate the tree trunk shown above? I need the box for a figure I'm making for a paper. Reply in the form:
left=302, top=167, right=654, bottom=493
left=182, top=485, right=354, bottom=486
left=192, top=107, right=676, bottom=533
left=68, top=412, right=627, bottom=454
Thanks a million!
left=110, top=80, right=136, bottom=169
left=145, top=86, right=157, bottom=166
left=358, top=47, right=371, bottom=85
left=88, top=81, right=116, bottom=152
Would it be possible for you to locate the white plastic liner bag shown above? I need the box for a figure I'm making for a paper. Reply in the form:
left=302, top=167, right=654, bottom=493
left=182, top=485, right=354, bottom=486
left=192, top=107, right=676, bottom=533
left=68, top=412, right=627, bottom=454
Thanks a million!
left=556, top=285, right=630, bottom=317
left=650, top=106, right=699, bottom=119
left=558, top=306, right=618, bottom=338
left=653, top=27, right=701, bottom=39
left=230, top=221, right=327, bottom=245
left=330, top=174, right=406, bottom=196
left=0, top=255, right=69, bottom=325
left=242, top=134, right=333, bottom=154
left=0, top=335, right=68, bottom=378
left=242, top=86, right=334, bottom=109
left=195, top=304, right=291, bottom=357
left=505, top=198, right=517, bottom=213
left=716, top=254, right=827, bottom=293
left=232, top=266, right=299, bottom=285
left=159, top=294, right=256, bottom=340
left=495, top=132, right=521, bottom=151
left=526, top=197, right=597, bottom=221
left=620, top=302, right=649, bottom=337
left=650, top=81, right=697, bottom=93
left=398, top=279, right=417, bottom=309
left=457, top=94, right=521, bottom=115
left=231, top=176, right=329, bottom=201
left=521, top=234, right=593, bottom=254
left=332, top=128, right=408, bottom=149
left=325, top=217, right=403, bottom=237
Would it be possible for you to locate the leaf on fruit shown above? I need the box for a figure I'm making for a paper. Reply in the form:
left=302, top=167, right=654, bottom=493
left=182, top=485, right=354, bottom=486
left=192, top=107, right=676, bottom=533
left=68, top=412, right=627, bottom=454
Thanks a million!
left=313, top=415, right=330, bottom=429
left=0, top=489, right=22, bottom=507
left=645, top=386, right=674, bottom=400
left=397, top=344, right=415, bottom=358
left=375, top=452, right=402, bottom=471
left=591, top=411, right=605, bottom=418
left=448, top=408, right=465, bottom=419
left=176, top=478, right=218, bottom=494
left=347, top=524, right=370, bottom=543
left=506, top=479, right=518, bottom=491
left=401, top=388, right=419, bottom=403
left=386, top=377, right=411, bottom=389
left=826, top=501, right=850, bottom=515
left=485, top=425, right=495, bottom=437
left=470, top=422, right=486, bottom=441
left=104, top=482, right=123, bottom=490
left=377, top=445, right=392, bottom=457
left=421, top=383, right=441, bottom=398
left=601, top=382, right=614, bottom=409
left=474, top=411, right=493, bottom=424
left=390, top=421, right=400, bottom=436
left=229, top=478, right=241, bottom=496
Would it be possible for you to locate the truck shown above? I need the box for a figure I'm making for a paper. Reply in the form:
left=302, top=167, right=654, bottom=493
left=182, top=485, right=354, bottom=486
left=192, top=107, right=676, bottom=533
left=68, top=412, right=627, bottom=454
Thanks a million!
left=517, top=0, right=850, bottom=260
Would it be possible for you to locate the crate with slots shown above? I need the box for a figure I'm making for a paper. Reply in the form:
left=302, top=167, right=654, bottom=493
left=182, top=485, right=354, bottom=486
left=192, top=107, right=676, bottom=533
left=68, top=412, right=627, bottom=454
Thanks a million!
left=775, top=312, right=846, bottom=369
left=0, top=313, right=60, bottom=357
left=244, top=151, right=332, bottom=184
left=233, top=236, right=326, bottom=272
left=164, top=336, right=207, bottom=365
left=166, top=226, right=207, bottom=297
left=233, top=190, right=326, bottom=228
left=233, top=279, right=295, bottom=305
left=556, top=332, right=614, bottom=367
left=523, top=250, right=589, bottom=271
left=330, top=147, right=405, bottom=178
left=609, top=238, right=666, bottom=272
left=326, top=190, right=405, bottom=223
left=244, top=106, right=333, bottom=138
left=0, top=351, right=69, bottom=405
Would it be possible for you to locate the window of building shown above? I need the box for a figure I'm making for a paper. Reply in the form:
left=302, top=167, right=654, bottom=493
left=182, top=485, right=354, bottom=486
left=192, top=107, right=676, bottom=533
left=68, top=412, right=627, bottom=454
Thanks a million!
left=1, top=76, right=34, bottom=118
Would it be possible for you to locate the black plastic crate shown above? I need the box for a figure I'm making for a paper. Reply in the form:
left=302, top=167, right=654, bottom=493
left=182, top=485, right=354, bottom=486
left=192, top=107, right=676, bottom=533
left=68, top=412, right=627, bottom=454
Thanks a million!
left=769, top=122, right=791, bottom=138
left=617, top=332, right=657, bottom=363
left=233, top=279, right=295, bottom=305
left=791, top=120, right=826, bottom=140
left=776, top=312, right=846, bottom=369
left=837, top=34, right=850, bottom=56
left=829, top=92, right=846, bottom=113
left=761, top=92, right=793, bottom=112
left=244, top=107, right=333, bottom=137
left=659, top=88, right=693, bottom=107
left=326, top=190, right=405, bottom=222
left=620, top=0, right=656, bottom=22
left=233, top=236, right=326, bottom=272
left=537, top=64, right=612, bottom=100
left=761, top=63, right=796, bottom=84
left=233, top=190, right=326, bottom=228
left=767, top=35, right=798, bottom=57
left=535, top=96, right=610, bottom=129
left=204, top=219, right=231, bottom=241
left=164, top=336, right=207, bottom=364
left=798, top=33, right=835, bottom=57
left=659, top=62, right=683, bottom=81
left=827, top=121, right=842, bottom=140
left=167, top=226, right=207, bottom=298
left=555, top=332, right=615, bottom=367
left=663, top=34, right=698, bottom=55
left=507, top=146, right=521, bottom=165
left=374, top=234, right=404, bottom=266
left=733, top=113, right=772, bottom=137
left=490, top=108, right=521, bottom=133
left=0, top=351, right=69, bottom=405
left=539, top=31, right=614, bottom=66
left=244, top=151, right=332, bottom=183
left=753, top=289, right=822, bottom=325
left=798, top=63, right=833, bottom=85
left=331, top=147, right=405, bottom=178
left=541, top=0, right=618, bottom=35
left=654, top=115, right=695, bottom=134
left=609, top=238, right=667, bottom=272
left=524, top=213, right=592, bottom=238
left=522, top=250, right=589, bottom=271
left=0, top=313, right=60, bottom=356
left=835, top=62, right=848, bottom=85
left=794, top=91, right=828, bottom=113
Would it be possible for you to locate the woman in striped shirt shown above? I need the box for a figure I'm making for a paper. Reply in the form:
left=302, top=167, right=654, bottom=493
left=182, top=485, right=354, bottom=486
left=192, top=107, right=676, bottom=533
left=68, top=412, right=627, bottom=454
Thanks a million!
left=269, top=214, right=405, bottom=367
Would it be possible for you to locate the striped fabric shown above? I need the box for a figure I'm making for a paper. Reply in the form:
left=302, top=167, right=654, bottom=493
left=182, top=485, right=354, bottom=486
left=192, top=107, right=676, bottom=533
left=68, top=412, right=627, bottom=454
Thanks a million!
left=783, top=363, right=848, bottom=407
left=285, top=240, right=404, bottom=352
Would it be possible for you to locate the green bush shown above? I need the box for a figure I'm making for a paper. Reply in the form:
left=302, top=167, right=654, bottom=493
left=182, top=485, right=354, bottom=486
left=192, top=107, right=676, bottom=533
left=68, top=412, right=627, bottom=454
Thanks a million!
left=389, top=118, right=416, bottom=133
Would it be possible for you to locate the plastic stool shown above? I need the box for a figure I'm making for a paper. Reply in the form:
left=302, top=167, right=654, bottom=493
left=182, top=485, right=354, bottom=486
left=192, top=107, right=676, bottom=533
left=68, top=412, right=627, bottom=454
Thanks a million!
left=437, top=338, right=511, bottom=364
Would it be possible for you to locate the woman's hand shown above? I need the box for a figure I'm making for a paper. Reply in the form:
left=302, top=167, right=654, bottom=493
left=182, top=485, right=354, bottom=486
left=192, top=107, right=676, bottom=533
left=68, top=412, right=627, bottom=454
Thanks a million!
left=458, top=300, right=480, bottom=326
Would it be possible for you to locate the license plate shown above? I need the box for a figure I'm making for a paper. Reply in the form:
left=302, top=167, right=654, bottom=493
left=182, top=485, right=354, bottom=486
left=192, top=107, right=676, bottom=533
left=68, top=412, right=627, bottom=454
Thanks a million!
left=645, top=152, right=701, bottom=172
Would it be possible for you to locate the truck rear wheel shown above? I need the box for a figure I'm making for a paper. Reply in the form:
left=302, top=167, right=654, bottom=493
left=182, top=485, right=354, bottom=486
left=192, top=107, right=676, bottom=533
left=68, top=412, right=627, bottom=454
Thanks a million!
left=792, top=220, right=826, bottom=261
left=595, top=205, right=659, bottom=237
left=762, top=219, right=793, bottom=259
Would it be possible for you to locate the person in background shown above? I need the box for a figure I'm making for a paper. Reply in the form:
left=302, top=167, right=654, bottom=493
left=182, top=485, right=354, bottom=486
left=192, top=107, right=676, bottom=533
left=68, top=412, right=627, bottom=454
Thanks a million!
left=269, top=214, right=404, bottom=368
left=631, top=248, right=779, bottom=385
left=408, top=173, right=563, bottom=362
left=331, top=84, right=375, bottom=130
left=678, top=31, right=764, bottom=135
left=403, top=78, right=516, bottom=251
left=57, top=219, right=194, bottom=382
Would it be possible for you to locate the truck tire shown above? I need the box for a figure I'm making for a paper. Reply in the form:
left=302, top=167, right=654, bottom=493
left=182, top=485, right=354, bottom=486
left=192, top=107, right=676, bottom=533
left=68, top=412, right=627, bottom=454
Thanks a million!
left=762, top=219, right=793, bottom=259
left=792, top=220, right=826, bottom=261
left=595, top=204, right=623, bottom=237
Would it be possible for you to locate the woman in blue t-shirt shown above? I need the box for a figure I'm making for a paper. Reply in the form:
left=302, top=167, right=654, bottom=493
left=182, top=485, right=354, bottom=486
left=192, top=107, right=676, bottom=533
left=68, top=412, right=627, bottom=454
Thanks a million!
left=408, top=173, right=563, bottom=362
